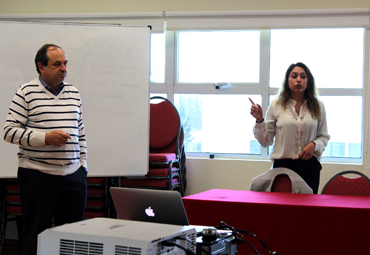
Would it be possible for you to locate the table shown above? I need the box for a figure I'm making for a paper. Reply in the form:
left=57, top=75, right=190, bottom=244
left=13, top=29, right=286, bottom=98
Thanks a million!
left=182, top=189, right=370, bottom=255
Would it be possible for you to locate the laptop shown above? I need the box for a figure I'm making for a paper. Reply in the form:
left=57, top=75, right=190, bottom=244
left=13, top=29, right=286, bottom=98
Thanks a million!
left=110, top=187, right=189, bottom=226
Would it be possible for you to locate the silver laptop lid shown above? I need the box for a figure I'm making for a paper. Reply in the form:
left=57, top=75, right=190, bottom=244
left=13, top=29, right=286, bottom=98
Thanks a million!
left=110, top=187, right=189, bottom=226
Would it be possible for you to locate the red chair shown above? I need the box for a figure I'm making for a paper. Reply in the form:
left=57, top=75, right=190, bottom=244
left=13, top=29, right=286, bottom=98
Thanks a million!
left=321, top=170, right=370, bottom=196
left=271, top=174, right=292, bottom=193
left=84, top=177, right=111, bottom=219
left=121, top=96, right=186, bottom=196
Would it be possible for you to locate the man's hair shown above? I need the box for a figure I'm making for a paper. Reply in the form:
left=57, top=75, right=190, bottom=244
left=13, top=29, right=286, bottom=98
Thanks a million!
left=34, top=44, right=62, bottom=74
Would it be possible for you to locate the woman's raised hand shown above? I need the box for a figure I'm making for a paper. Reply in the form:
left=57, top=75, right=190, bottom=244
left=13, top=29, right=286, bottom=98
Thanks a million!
left=249, top=98, right=264, bottom=123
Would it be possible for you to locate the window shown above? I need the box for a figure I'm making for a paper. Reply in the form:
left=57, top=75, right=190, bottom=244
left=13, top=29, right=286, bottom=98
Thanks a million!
left=320, top=96, right=362, bottom=159
left=174, top=94, right=257, bottom=153
left=150, top=33, right=165, bottom=83
left=269, top=28, right=364, bottom=160
left=250, top=140, right=261, bottom=154
left=178, top=31, right=260, bottom=83
left=175, top=31, right=261, bottom=155
left=349, top=143, right=362, bottom=158
left=323, top=142, right=345, bottom=157
left=269, top=28, right=364, bottom=89
left=150, top=28, right=365, bottom=162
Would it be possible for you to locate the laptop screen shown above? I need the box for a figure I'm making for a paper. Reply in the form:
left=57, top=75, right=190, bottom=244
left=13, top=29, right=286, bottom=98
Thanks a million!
left=110, top=187, right=189, bottom=226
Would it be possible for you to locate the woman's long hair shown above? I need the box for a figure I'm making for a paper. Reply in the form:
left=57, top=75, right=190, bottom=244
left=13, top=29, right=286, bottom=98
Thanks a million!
left=276, top=62, right=321, bottom=119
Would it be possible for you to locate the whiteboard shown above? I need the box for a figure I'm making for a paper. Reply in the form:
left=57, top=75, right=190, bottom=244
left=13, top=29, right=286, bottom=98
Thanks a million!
left=0, top=21, right=150, bottom=177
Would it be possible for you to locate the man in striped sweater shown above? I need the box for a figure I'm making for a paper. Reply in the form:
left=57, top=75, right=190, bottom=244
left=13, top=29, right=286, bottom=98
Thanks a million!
left=4, top=44, right=88, bottom=255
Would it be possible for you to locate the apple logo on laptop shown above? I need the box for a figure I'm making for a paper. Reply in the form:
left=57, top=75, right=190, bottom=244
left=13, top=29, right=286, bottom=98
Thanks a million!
left=145, top=206, right=155, bottom=217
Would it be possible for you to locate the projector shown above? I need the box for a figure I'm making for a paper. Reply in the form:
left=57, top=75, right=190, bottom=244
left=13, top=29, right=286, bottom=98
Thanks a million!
left=37, top=218, right=197, bottom=255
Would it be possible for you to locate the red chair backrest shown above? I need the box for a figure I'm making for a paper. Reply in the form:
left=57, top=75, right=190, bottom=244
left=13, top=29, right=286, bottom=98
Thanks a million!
left=271, top=174, right=292, bottom=193
left=322, top=174, right=370, bottom=196
left=149, top=98, right=181, bottom=153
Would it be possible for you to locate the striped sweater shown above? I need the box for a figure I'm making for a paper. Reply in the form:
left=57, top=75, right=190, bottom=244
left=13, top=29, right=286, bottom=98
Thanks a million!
left=3, top=77, right=87, bottom=176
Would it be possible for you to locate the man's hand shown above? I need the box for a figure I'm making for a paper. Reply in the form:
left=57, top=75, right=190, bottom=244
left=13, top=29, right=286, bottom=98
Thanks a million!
left=45, top=130, right=71, bottom=147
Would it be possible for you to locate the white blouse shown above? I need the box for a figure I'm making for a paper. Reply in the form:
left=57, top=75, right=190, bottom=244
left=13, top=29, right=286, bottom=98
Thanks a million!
left=253, top=99, right=330, bottom=160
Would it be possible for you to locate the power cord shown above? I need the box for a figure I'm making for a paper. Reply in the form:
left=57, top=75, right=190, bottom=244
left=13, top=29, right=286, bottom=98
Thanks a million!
left=212, top=222, right=259, bottom=254
left=234, top=232, right=259, bottom=255
left=215, top=221, right=279, bottom=255
left=164, top=222, right=278, bottom=255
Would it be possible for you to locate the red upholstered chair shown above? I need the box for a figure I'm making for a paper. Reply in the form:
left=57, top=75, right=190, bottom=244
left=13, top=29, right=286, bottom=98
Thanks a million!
left=121, top=96, right=186, bottom=196
left=271, top=174, right=292, bottom=193
left=321, top=170, right=370, bottom=196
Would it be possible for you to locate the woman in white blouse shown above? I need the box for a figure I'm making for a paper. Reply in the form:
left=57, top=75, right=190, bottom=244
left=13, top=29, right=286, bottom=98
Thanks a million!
left=250, top=62, right=330, bottom=194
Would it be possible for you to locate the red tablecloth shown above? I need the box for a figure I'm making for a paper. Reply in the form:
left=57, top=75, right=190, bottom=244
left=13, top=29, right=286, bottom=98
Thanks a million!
left=182, top=189, right=370, bottom=255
